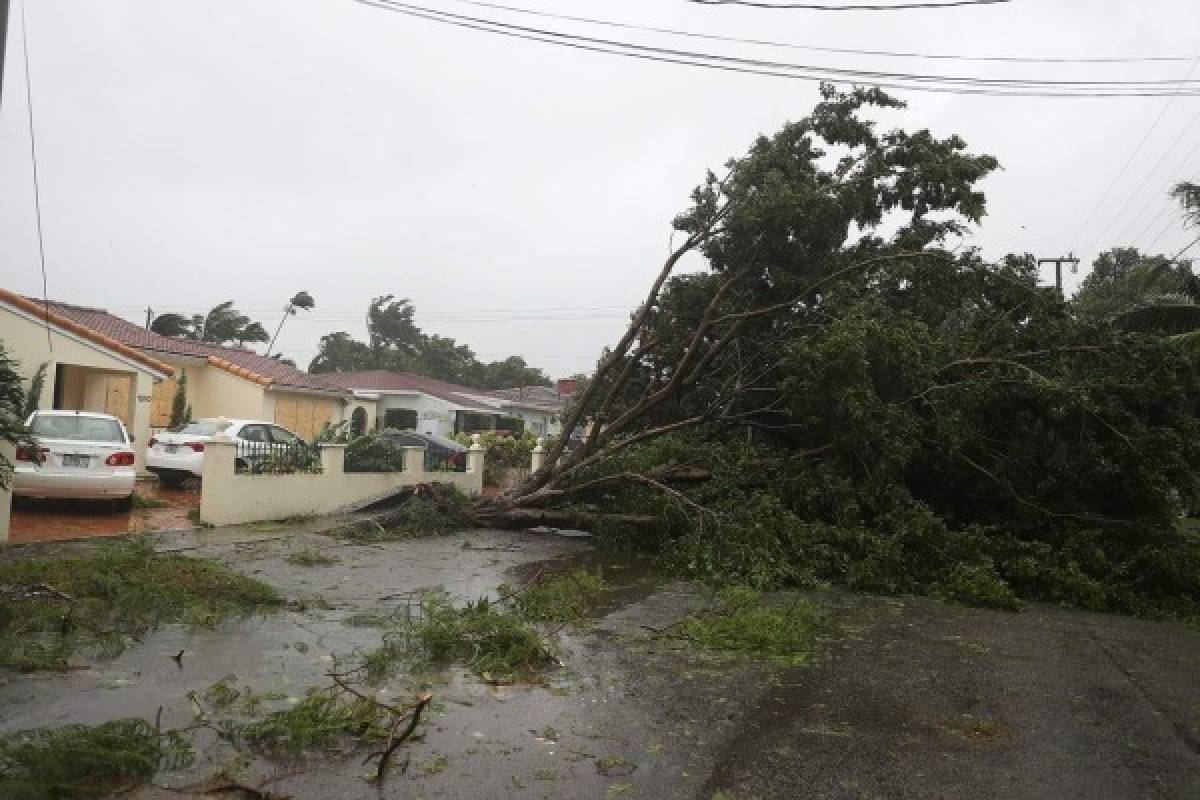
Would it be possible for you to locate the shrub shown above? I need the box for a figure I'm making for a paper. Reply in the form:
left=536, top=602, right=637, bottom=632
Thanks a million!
left=452, top=431, right=537, bottom=486
left=344, top=432, right=406, bottom=473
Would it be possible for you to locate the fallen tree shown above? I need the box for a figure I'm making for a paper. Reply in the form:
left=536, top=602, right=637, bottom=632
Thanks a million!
left=464, top=84, right=1200, bottom=619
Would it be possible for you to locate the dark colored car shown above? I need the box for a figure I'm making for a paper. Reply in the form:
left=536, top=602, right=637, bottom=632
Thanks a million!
left=377, top=430, right=468, bottom=472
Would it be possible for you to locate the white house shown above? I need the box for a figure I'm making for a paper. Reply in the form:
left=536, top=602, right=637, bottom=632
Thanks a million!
left=323, top=371, right=565, bottom=438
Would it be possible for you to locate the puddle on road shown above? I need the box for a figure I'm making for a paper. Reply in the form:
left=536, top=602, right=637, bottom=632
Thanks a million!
left=0, top=527, right=744, bottom=800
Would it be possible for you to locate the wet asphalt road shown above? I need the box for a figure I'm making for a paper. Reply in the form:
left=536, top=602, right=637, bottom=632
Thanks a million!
left=1, top=524, right=1198, bottom=799
left=702, top=593, right=1200, bottom=800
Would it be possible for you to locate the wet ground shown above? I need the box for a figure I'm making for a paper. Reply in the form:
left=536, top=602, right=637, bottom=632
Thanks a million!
left=1, top=525, right=1199, bottom=799
left=8, top=480, right=199, bottom=544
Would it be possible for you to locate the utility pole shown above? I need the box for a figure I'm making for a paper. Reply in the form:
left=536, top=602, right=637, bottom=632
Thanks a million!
left=0, top=0, right=11, bottom=108
left=1038, top=253, right=1081, bottom=298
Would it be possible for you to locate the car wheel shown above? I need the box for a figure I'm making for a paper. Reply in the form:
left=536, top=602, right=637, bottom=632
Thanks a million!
left=114, top=494, right=134, bottom=512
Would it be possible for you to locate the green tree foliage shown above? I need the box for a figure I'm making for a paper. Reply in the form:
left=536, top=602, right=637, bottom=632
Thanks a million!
left=150, top=301, right=269, bottom=347
left=168, top=371, right=191, bottom=430
left=148, top=312, right=195, bottom=339
left=19, top=362, right=47, bottom=420
left=0, top=341, right=33, bottom=489
left=308, top=296, right=552, bottom=389
left=266, top=290, right=316, bottom=357
left=515, top=85, right=1200, bottom=620
left=1072, top=247, right=1191, bottom=322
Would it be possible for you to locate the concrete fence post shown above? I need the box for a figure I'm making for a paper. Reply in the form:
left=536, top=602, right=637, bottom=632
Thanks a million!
left=198, top=436, right=238, bottom=526
left=0, top=440, right=13, bottom=544
left=401, top=446, right=425, bottom=475
left=320, top=444, right=346, bottom=475
left=530, top=438, right=545, bottom=472
left=467, top=435, right=485, bottom=476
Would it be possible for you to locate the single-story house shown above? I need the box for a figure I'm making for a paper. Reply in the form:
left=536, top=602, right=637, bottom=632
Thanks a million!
left=31, top=297, right=352, bottom=445
left=0, top=289, right=174, bottom=472
left=323, top=371, right=565, bottom=439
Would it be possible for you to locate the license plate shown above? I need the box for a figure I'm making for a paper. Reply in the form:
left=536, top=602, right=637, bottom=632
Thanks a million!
left=165, top=445, right=178, bottom=454
left=62, top=455, right=89, bottom=468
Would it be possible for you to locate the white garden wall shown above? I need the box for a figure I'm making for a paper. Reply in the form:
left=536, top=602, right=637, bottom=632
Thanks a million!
left=198, top=438, right=483, bottom=527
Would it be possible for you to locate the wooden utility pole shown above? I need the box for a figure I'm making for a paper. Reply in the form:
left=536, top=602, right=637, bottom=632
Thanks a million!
left=1038, top=253, right=1081, bottom=297
left=0, top=0, right=11, bottom=108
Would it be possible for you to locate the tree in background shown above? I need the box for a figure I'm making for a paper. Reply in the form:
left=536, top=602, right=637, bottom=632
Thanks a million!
left=1173, top=181, right=1200, bottom=227
left=266, top=291, right=315, bottom=357
left=1072, top=247, right=1192, bottom=322
left=308, top=296, right=552, bottom=389
left=148, top=312, right=197, bottom=339
left=308, top=332, right=374, bottom=374
left=151, top=301, right=270, bottom=347
left=1072, top=178, right=1200, bottom=341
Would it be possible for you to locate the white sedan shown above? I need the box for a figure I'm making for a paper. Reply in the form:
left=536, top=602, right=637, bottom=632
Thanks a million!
left=145, top=418, right=305, bottom=487
left=13, top=410, right=138, bottom=509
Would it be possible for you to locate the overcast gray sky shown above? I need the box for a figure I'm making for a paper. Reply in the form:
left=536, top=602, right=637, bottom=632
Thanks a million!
left=2, top=0, right=1198, bottom=377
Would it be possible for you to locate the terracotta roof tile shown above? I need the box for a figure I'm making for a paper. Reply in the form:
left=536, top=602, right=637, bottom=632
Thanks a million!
left=0, top=289, right=174, bottom=376
left=37, top=298, right=347, bottom=395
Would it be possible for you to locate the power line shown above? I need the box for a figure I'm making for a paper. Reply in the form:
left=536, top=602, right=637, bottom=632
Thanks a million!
left=355, top=0, right=1200, bottom=97
left=685, top=0, right=1010, bottom=9
left=447, top=0, right=1190, bottom=64
left=19, top=0, right=50, bottom=350
left=1094, top=107, right=1200, bottom=252
left=1123, top=132, right=1200, bottom=250
left=1066, top=54, right=1200, bottom=255
left=1171, top=235, right=1200, bottom=262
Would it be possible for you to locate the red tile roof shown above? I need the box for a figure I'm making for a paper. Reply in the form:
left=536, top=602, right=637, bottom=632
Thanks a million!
left=39, top=299, right=347, bottom=395
left=0, top=289, right=174, bottom=376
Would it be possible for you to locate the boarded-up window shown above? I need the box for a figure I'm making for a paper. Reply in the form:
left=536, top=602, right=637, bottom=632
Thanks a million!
left=151, top=378, right=178, bottom=427
left=274, top=395, right=335, bottom=440
left=104, top=375, right=133, bottom=426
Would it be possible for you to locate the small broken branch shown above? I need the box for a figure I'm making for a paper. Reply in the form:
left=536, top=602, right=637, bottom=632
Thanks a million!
left=365, top=692, right=432, bottom=783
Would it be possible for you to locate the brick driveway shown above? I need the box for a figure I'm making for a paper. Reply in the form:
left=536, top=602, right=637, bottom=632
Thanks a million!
left=8, top=482, right=199, bottom=544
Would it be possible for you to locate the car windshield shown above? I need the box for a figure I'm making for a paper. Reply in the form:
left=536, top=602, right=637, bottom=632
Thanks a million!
left=177, top=420, right=222, bottom=436
left=31, top=415, right=125, bottom=443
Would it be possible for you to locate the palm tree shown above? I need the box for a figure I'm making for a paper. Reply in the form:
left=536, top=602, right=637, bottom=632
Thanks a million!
left=1173, top=181, right=1200, bottom=227
left=1110, top=183, right=1200, bottom=343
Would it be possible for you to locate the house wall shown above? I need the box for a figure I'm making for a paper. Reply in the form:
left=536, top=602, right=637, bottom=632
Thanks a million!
left=343, top=400, right=378, bottom=434
left=507, top=407, right=560, bottom=438
left=377, top=392, right=462, bottom=437
left=187, top=364, right=269, bottom=421
left=1, top=304, right=162, bottom=472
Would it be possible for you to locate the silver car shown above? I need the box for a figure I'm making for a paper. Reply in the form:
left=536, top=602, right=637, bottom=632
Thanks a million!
left=13, top=411, right=138, bottom=509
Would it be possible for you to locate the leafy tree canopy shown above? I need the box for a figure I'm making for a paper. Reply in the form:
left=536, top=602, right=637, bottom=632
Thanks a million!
left=479, top=84, right=1200, bottom=621
left=309, top=296, right=551, bottom=390
left=1072, top=247, right=1194, bottom=323
left=150, top=301, right=270, bottom=347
